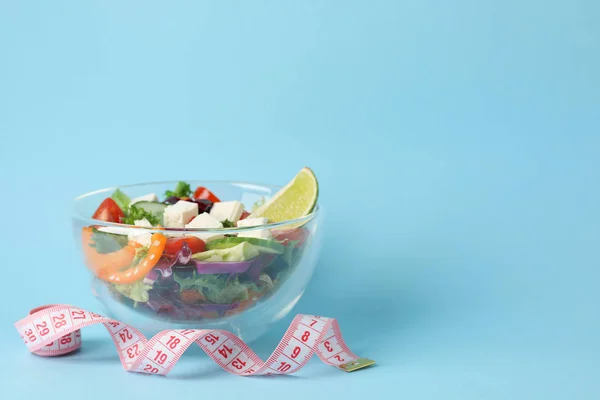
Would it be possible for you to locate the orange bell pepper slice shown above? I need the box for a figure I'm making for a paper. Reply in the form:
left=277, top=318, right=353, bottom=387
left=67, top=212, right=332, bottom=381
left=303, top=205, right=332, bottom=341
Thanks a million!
left=81, top=227, right=137, bottom=278
left=104, top=233, right=167, bottom=284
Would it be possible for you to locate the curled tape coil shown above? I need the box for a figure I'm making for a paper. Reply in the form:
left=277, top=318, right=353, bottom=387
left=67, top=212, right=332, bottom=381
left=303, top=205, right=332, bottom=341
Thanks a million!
left=15, top=305, right=374, bottom=376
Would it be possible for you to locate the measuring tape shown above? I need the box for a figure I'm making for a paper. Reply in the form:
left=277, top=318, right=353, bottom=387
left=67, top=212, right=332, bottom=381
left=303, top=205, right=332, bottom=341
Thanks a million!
left=15, top=304, right=375, bottom=376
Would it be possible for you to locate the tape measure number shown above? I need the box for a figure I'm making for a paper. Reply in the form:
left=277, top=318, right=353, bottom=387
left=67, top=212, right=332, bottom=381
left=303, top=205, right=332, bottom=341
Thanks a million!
left=16, top=304, right=375, bottom=376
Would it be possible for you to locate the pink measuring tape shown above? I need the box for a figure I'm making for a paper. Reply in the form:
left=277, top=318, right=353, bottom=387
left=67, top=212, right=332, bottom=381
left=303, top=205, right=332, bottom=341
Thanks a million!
left=15, top=304, right=375, bottom=376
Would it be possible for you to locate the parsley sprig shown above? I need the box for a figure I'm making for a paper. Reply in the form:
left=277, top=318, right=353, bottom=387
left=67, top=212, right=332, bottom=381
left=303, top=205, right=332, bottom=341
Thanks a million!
left=222, top=219, right=236, bottom=228
left=164, top=181, right=192, bottom=198
left=120, top=205, right=159, bottom=226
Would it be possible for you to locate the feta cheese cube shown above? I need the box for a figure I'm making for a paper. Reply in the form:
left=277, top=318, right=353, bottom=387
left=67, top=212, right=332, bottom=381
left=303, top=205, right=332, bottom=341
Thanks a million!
left=209, top=201, right=244, bottom=223
left=237, top=217, right=268, bottom=227
left=130, top=193, right=159, bottom=205
left=133, top=218, right=153, bottom=227
left=163, top=200, right=198, bottom=228
left=185, top=212, right=224, bottom=242
left=128, top=218, right=153, bottom=247
left=237, top=217, right=271, bottom=239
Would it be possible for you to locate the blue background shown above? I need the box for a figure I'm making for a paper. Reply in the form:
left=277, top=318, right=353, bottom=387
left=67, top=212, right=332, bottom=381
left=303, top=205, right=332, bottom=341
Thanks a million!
left=1, top=1, right=598, bottom=398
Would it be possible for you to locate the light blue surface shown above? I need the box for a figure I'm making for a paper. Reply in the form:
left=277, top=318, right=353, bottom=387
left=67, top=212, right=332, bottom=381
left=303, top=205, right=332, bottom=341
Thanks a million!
left=1, top=1, right=598, bottom=399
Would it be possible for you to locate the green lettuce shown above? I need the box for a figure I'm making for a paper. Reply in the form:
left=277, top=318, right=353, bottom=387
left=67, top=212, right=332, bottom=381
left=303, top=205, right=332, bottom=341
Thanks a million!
left=174, top=273, right=250, bottom=304
left=258, top=273, right=274, bottom=291
left=112, top=280, right=152, bottom=303
left=90, top=228, right=128, bottom=254
left=173, top=272, right=274, bottom=305
left=111, top=189, right=131, bottom=212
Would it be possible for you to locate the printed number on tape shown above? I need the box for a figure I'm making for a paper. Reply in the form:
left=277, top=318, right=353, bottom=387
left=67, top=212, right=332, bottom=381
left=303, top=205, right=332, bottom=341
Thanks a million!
left=15, top=305, right=374, bottom=377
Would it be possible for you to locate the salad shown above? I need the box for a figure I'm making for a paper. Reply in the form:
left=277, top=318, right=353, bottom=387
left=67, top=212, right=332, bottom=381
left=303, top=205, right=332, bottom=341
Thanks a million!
left=81, top=168, right=318, bottom=321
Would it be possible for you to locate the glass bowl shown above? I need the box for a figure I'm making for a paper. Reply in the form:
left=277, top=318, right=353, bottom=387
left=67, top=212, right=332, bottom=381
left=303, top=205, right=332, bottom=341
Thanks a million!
left=71, top=180, right=322, bottom=342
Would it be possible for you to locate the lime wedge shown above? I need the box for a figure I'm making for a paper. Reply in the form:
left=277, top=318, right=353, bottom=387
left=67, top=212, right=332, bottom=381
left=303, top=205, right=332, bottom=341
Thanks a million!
left=249, top=167, right=318, bottom=223
left=207, top=237, right=285, bottom=254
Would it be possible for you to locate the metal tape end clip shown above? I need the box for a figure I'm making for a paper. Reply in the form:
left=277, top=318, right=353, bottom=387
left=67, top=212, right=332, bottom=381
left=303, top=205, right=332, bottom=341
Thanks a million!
left=339, top=358, right=376, bottom=372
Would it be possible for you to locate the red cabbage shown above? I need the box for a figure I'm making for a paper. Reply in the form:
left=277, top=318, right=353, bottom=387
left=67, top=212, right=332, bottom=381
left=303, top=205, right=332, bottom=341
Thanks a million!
left=189, top=259, right=254, bottom=274
left=187, top=253, right=277, bottom=276
left=245, top=254, right=277, bottom=282
left=152, top=242, right=192, bottom=278
left=143, top=270, right=160, bottom=284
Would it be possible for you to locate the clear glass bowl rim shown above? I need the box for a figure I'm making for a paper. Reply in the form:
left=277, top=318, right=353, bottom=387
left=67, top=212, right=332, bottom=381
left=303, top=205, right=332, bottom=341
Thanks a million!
left=72, top=179, right=320, bottom=233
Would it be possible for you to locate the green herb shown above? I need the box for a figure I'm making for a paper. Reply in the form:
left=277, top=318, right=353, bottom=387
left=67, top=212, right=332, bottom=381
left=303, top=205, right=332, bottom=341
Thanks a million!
left=173, top=273, right=253, bottom=304
left=89, top=228, right=129, bottom=254
left=222, top=219, right=235, bottom=228
left=164, top=181, right=192, bottom=198
left=121, top=205, right=159, bottom=226
left=111, top=189, right=131, bottom=213
left=132, top=246, right=149, bottom=265
left=112, top=280, right=152, bottom=303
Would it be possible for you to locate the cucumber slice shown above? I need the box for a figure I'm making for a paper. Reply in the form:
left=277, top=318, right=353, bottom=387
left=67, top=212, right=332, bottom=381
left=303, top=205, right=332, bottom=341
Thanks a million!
left=206, top=237, right=285, bottom=255
left=134, top=201, right=167, bottom=224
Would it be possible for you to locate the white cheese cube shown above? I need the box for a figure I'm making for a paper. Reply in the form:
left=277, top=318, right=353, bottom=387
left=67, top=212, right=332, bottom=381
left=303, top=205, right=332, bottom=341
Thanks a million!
left=130, top=193, right=159, bottom=205
left=185, top=212, right=224, bottom=242
left=237, top=217, right=271, bottom=239
left=237, top=217, right=268, bottom=227
left=133, top=218, right=153, bottom=227
left=163, top=200, right=199, bottom=228
left=128, top=218, right=153, bottom=247
left=210, top=201, right=244, bottom=223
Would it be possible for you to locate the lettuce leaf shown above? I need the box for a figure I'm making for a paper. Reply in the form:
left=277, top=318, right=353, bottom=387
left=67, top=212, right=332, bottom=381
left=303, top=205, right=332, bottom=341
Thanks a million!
left=212, top=282, right=249, bottom=304
left=90, top=228, right=128, bottom=254
left=112, top=280, right=152, bottom=303
left=111, top=189, right=131, bottom=212
left=258, top=273, right=274, bottom=291
left=173, top=273, right=252, bottom=304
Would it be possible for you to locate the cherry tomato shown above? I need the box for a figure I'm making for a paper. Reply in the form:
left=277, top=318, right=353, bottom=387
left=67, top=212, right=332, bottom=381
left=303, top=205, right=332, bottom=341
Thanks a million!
left=193, top=186, right=220, bottom=203
left=164, top=236, right=206, bottom=256
left=272, top=228, right=309, bottom=247
left=92, top=198, right=124, bottom=223
left=180, top=289, right=206, bottom=304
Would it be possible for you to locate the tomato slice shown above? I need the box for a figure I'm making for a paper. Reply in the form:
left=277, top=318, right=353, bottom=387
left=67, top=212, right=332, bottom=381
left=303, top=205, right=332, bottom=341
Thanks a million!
left=239, top=210, right=250, bottom=220
left=164, top=236, right=206, bottom=256
left=193, top=186, right=220, bottom=203
left=92, top=198, right=124, bottom=223
left=272, top=228, right=309, bottom=247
